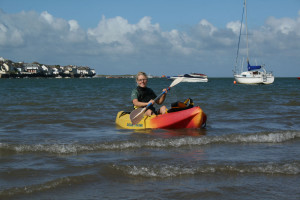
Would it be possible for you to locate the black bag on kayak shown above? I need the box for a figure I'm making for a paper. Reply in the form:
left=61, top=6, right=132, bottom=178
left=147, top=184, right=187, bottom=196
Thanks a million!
left=168, top=98, right=194, bottom=113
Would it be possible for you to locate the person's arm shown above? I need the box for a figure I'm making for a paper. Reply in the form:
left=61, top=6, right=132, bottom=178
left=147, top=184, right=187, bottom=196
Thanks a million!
left=155, top=88, right=167, bottom=105
left=131, top=89, right=146, bottom=107
left=132, top=98, right=154, bottom=107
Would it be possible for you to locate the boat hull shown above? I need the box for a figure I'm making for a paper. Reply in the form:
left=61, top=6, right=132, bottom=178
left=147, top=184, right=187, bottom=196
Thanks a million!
left=234, top=73, right=274, bottom=84
left=115, top=107, right=207, bottom=129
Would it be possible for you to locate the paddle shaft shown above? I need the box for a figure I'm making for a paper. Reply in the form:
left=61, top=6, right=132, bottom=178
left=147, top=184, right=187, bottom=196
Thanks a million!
left=143, top=77, right=183, bottom=109
left=145, top=87, right=170, bottom=109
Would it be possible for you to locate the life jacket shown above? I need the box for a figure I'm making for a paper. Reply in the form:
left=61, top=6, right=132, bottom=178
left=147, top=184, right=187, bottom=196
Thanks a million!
left=134, top=86, right=157, bottom=112
left=168, top=98, right=194, bottom=113
left=136, top=86, right=156, bottom=103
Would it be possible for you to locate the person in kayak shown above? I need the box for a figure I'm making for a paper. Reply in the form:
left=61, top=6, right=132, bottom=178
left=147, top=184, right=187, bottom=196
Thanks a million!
left=131, top=72, right=167, bottom=116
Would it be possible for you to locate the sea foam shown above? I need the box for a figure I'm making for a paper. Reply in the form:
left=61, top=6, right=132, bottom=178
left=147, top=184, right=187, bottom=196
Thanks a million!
left=0, top=131, right=299, bottom=154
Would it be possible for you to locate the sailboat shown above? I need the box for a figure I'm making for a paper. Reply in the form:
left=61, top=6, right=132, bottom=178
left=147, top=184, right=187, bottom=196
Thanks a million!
left=233, top=0, right=274, bottom=84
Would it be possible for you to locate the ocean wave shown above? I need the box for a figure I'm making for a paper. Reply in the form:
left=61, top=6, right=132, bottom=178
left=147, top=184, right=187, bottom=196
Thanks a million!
left=0, top=174, right=96, bottom=198
left=1, top=131, right=299, bottom=154
left=113, top=161, right=300, bottom=178
left=282, top=100, right=300, bottom=106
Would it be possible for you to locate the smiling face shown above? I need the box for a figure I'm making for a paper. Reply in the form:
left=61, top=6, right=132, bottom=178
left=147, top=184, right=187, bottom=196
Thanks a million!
left=136, top=74, right=148, bottom=88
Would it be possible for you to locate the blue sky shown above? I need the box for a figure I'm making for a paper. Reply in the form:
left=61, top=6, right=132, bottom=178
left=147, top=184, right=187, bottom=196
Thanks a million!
left=1, top=0, right=300, bottom=77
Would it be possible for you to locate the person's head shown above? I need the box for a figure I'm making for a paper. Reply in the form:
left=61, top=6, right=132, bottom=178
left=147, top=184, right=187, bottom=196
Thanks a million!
left=136, top=72, right=148, bottom=87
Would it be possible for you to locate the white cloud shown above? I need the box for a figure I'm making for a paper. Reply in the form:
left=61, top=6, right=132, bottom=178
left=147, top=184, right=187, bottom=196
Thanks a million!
left=40, top=11, right=54, bottom=24
left=0, top=9, right=299, bottom=76
left=161, top=30, right=194, bottom=55
left=266, top=16, right=297, bottom=35
left=226, top=21, right=243, bottom=35
left=39, top=11, right=68, bottom=31
left=136, top=16, right=160, bottom=32
left=86, top=16, right=163, bottom=53
left=197, top=19, right=217, bottom=36
left=253, top=13, right=300, bottom=53
left=87, top=16, right=133, bottom=44
left=0, top=15, right=24, bottom=46
left=68, top=20, right=80, bottom=32
left=87, top=16, right=136, bottom=53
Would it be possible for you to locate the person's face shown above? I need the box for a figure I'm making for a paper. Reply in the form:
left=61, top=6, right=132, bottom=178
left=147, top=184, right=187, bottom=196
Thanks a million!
left=137, top=75, right=148, bottom=88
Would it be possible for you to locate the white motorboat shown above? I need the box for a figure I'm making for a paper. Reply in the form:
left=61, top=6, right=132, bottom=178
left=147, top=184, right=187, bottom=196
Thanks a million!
left=169, top=73, right=208, bottom=82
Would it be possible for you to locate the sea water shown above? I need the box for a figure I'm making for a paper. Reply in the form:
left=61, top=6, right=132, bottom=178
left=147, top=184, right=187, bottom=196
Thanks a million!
left=0, top=78, right=299, bottom=200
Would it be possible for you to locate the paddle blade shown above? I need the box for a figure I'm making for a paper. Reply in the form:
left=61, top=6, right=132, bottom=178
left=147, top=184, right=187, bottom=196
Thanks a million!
left=130, top=107, right=146, bottom=125
left=170, top=77, right=184, bottom=88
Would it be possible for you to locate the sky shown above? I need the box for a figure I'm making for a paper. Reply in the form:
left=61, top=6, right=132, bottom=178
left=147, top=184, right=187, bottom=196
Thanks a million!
left=0, top=0, right=300, bottom=77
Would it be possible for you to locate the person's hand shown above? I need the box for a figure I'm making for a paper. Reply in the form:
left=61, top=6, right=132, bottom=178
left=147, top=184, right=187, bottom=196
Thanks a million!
left=148, top=99, right=155, bottom=105
left=162, top=88, right=168, bottom=94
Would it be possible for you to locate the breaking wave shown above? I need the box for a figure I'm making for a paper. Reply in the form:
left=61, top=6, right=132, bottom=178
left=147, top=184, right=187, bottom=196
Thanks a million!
left=114, top=161, right=300, bottom=178
left=1, top=131, right=299, bottom=154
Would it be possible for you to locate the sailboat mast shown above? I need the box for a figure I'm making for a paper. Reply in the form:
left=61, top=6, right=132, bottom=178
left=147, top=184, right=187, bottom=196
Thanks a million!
left=245, top=0, right=249, bottom=63
left=234, top=0, right=245, bottom=74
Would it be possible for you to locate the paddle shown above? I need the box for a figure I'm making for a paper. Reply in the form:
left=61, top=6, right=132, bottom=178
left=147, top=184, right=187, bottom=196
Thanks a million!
left=130, top=77, right=183, bottom=125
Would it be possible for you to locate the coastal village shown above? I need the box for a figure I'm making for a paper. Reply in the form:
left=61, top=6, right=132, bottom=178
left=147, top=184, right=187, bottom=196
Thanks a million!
left=0, top=57, right=96, bottom=78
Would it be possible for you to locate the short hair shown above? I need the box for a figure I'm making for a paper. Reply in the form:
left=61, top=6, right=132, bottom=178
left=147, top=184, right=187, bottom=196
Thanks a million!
left=136, top=72, right=148, bottom=81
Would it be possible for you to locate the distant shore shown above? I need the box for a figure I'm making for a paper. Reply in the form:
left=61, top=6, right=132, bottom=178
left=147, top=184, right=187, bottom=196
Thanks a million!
left=0, top=56, right=96, bottom=79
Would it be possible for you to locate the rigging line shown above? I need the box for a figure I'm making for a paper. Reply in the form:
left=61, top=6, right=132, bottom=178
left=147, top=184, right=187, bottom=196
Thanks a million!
left=235, top=0, right=245, bottom=72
